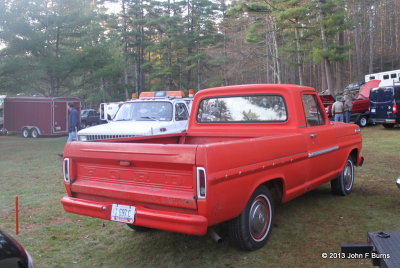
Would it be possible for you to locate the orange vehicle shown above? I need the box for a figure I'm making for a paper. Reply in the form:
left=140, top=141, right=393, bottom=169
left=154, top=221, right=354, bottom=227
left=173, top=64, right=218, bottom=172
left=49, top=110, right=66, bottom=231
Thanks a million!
left=61, top=84, right=364, bottom=251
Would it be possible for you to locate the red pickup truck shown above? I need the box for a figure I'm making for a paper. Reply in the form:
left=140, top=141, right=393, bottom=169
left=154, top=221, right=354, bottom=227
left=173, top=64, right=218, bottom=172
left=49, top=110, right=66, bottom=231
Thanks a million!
left=61, top=84, right=364, bottom=251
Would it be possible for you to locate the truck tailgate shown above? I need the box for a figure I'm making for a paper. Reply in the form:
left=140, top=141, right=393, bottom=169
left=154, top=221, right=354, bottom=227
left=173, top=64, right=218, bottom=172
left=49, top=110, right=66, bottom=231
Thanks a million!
left=64, top=142, right=198, bottom=210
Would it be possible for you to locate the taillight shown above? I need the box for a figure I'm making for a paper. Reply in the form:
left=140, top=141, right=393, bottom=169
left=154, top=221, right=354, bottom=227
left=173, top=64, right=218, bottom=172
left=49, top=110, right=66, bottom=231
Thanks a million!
left=393, top=104, right=398, bottom=113
left=196, top=167, right=207, bottom=199
left=63, top=158, right=70, bottom=183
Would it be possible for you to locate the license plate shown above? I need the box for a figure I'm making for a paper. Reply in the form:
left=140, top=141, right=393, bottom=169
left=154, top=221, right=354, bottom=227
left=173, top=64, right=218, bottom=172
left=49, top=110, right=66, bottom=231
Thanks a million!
left=111, top=204, right=136, bottom=223
left=371, top=108, right=376, bottom=113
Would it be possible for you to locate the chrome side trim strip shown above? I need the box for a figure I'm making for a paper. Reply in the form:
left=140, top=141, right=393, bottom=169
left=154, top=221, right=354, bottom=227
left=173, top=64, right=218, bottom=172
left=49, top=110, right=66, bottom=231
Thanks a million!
left=308, top=146, right=339, bottom=158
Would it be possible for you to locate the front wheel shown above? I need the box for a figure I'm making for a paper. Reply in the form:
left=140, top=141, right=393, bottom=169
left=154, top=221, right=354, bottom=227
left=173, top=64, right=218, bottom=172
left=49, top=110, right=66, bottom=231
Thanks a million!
left=81, top=121, right=87, bottom=129
left=229, top=186, right=274, bottom=251
left=331, top=156, right=355, bottom=196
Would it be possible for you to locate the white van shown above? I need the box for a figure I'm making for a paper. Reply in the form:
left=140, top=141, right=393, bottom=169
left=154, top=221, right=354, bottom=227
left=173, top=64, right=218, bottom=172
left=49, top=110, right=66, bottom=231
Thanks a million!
left=78, top=91, right=192, bottom=141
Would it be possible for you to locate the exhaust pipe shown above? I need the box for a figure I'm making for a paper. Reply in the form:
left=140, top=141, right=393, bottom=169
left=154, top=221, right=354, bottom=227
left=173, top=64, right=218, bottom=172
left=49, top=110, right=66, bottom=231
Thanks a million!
left=208, top=228, right=222, bottom=244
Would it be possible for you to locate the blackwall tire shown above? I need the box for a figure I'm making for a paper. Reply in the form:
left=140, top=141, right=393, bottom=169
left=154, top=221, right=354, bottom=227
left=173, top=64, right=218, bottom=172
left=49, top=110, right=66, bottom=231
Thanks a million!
left=229, top=186, right=274, bottom=251
left=30, top=128, right=39, bottom=138
left=126, top=224, right=151, bottom=232
left=22, top=128, right=30, bottom=138
left=81, top=121, right=87, bottom=129
left=331, top=156, right=355, bottom=196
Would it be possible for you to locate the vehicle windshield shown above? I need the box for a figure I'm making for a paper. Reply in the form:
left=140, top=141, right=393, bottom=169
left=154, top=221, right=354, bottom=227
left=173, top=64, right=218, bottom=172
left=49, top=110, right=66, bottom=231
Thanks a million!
left=370, top=87, right=394, bottom=103
left=81, top=110, right=90, bottom=116
left=114, top=101, right=173, bottom=121
left=197, top=95, right=287, bottom=123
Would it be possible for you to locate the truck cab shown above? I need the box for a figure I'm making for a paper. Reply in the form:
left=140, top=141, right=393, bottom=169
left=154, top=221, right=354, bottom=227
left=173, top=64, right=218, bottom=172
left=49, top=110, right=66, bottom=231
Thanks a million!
left=369, top=85, right=400, bottom=128
left=77, top=91, right=193, bottom=141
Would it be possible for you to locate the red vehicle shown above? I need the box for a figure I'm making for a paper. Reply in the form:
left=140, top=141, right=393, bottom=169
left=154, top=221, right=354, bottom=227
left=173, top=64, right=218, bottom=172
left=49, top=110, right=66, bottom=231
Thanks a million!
left=61, top=84, right=363, bottom=250
left=323, top=80, right=381, bottom=127
left=3, top=97, right=80, bottom=138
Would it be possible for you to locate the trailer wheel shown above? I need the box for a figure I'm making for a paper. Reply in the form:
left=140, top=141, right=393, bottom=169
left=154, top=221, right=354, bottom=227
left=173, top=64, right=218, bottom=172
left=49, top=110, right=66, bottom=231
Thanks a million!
left=30, top=128, right=39, bottom=138
left=229, top=185, right=274, bottom=251
left=357, top=116, right=368, bottom=127
left=331, top=156, right=355, bottom=196
left=22, top=128, right=30, bottom=138
left=126, top=224, right=151, bottom=232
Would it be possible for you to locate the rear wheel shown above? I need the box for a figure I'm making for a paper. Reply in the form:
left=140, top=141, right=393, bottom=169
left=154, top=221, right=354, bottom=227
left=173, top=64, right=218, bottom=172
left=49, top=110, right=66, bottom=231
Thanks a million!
left=229, top=186, right=274, bottom=251
left=30, top=128, right=39, bottom=138
left=22, top=127, right=30, bottom=138
left=331, top=156, right=355, bottom=196
left=126, top=224, right=151, bottom=232
left=383, top=123, right=395, bottom=129
left=357, top=116, right=368, bottom=127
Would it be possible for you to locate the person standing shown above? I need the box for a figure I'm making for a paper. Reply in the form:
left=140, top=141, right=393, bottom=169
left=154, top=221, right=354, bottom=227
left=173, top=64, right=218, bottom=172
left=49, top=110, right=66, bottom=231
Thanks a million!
left=67, top=102, right=80, bottom=142
left=343, top=95, right=353, bottom=123
left=331, top=96, right=344, bottom=122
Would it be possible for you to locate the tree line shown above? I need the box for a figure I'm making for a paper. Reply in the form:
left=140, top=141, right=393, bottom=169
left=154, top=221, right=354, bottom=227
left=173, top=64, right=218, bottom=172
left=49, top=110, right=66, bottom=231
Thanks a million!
left=0, top=0, right=399, bottom=104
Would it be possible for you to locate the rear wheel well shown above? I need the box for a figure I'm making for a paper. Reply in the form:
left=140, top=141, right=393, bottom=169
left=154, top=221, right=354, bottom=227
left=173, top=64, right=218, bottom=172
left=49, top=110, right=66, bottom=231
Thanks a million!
left=262, top=179, right=283, bottom=204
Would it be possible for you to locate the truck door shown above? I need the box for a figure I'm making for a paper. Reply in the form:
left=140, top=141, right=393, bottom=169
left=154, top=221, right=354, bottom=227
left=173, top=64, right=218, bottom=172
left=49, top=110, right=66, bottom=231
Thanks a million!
left=53, top=101, right=68, bottom=133
left=174, top=102, right=189, bottom=132
left=301, top=94, right=338, bottom=190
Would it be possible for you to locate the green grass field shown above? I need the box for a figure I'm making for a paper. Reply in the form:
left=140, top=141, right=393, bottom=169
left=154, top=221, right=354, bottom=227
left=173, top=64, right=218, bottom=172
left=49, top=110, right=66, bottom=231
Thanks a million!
left=0, top=126, right=399, bottom=268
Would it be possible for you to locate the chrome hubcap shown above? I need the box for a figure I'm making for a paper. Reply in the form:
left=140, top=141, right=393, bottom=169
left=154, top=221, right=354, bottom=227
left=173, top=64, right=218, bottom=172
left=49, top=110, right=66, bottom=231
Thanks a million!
left=343, top=160, right=354, bottom=191
left=249, top=195, right=270, bottom=241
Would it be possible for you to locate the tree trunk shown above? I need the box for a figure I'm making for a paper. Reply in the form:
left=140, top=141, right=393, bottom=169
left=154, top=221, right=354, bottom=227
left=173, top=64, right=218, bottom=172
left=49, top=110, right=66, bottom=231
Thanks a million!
left=122, top=0, right=129, bottom=99
left=294, top=26, right=303, bottom=85
left=368, top=4, right=375, bottom=73
left=317, top=0, right=334, bottom=95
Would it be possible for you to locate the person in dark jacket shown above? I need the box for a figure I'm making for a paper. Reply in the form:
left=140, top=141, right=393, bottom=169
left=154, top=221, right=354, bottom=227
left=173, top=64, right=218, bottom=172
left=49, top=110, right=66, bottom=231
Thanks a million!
left=67, top=102, right=80, bottom=142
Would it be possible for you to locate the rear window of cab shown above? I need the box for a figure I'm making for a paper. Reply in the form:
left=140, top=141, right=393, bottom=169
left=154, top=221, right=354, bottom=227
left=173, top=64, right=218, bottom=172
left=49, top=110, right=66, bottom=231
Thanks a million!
left=197, top=95, right=287, bottom=123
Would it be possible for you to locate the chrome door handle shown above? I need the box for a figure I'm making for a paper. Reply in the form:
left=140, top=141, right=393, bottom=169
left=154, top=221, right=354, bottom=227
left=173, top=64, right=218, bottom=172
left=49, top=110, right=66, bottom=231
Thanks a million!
left=309, top=133, right=318, bottom=138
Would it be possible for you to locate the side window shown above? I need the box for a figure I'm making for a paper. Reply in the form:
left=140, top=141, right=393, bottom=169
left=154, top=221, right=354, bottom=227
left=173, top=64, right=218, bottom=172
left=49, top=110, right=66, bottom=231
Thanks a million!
left=175, top=103, right=188, bottom=121
left=391, top=73, right=397, bottom=79
left=302, top=94, right=325, bottom=126
left=383, top=74, right=389, bottom=80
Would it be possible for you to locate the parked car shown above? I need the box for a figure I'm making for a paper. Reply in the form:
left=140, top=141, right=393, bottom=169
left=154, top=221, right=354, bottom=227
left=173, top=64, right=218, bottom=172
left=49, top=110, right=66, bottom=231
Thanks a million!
left=369, top=85, right=400, bottom=128
left=80, top=109, right=101, bottom=129
left=0, top=228, right=34, bottom=267
left=61, top=84, right=363, bottom=251
left=396, top=177, right=400, bottom=189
